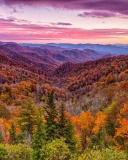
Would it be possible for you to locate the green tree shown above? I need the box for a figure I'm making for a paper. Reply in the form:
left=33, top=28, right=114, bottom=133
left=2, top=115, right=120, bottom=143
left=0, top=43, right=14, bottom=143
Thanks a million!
left=0, top=144, right=7, bottom=160
left=9, top=122, right=17, bottom=145
left=58, top=103, right=76, bottom=151
left=64, top=119, right=76, bottom=151
left=32, top=110, right=46, bottom=160
left=5, top=143, right=32, bottom=160
left=45, top=91, right=58, bottom=141
left=58, top=103, right=67, bottom=137
left=80, top=146, right=127, bottom=160
left=41, top=138, right=71, bottom=160
left=17, top=101, right=37, bottom=146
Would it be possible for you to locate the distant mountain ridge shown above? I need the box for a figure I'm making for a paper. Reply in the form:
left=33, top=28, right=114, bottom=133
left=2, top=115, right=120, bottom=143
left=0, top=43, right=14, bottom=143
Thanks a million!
left=46, top=43, right=128, bottom=54
left=21, top=42, right=128, bottom=54
left=0, top=42, right=109, bottom=73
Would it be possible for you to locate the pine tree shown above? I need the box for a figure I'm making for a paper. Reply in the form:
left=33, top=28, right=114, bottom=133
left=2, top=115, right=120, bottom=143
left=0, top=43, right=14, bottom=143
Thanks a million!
left=9, top=122, right=17, bottom=144
left=58, top=103, right=76, bottom=151
left=58, top=103, right=67, bottom=137
left=65, top=119, right=76, bottom=151
left=32, top=113, right=46, bottom=160
left=17, top=101, right=37, bottom=146
left=45, top=91, right=58, bottom=141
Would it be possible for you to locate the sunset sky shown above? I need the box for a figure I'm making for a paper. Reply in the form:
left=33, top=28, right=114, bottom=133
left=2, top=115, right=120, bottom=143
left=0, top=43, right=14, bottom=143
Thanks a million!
left=0, top=0, right=128, bottom=44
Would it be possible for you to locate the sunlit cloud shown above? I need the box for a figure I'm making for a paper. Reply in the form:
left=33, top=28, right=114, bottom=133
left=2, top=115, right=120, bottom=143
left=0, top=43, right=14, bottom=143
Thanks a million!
left=0, top=17, right=128, bottom=43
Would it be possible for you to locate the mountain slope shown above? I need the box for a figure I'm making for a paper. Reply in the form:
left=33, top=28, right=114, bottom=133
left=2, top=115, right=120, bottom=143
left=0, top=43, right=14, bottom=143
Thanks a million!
left=54, top=55, right=128, bottom=92
left=0, top=42, right=107, bottom=69
left=0, top=51, right=127, bottom=115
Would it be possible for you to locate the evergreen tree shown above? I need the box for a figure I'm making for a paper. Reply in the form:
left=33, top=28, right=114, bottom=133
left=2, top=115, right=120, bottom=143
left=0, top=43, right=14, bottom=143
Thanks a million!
left=64, top=119, right=76, bottom=151
left=9, top=122, right=17, bottom=144
left=45, top=91, right=58, bottom=141
left=106, top=120, right=115, bottom=137
left=58, top=103, right=76, bottom=151
left=17, top=101, right=37, bottom=146
left=58, top=103, right=67, bottom=137
left=32, top=113, right=46, bottom=160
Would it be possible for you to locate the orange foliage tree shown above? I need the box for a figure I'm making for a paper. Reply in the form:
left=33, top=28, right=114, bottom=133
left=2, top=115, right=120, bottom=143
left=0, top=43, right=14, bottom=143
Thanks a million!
left=115, top=103, right=128, bottom=150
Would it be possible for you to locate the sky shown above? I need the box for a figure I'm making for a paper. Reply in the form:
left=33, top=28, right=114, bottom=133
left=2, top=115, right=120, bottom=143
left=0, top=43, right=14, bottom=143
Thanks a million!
left=0, top=0, right=128, bottom=44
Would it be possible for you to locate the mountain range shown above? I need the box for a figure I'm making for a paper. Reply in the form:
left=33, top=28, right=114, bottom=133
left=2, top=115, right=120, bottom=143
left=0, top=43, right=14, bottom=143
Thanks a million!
left=0, top=42, right=111, bottom=73
left=0, top=41, right=128, bottom=113
left=21, top=43, right=128, bottom=54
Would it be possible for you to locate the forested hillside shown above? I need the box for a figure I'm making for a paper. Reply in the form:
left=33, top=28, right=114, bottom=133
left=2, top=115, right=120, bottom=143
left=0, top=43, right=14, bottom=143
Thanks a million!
left=0, top=47, right=128, bottom=159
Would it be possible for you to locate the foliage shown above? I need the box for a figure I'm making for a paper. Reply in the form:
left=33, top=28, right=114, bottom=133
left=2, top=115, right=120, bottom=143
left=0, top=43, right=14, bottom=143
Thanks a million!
left=17, top=101, right=37, bottom=145
left=0, top=105, right=11, bottom=119
left=0, top=132, right=4, bottom=143
left=0, top=144, right=7, bottom=160
left=41, top=138, right=71, bottom=160
left=78, top=147, right=127, bottom=160
left=115, top=103, right=128, bottom=151
left=79, top=110, right=94, bottom=150
left=0, top=52, right=128, bottom=159
left=5, top=143, right=32, bottom=160
left=58, top=103, right=76, bottom=151
left=44, top=91, right=58, bottom=141
left=104, top=101, right=117, bottom=115
left=32, top=112, right=46, bottom=160
left=64, top=119, right=76, bottom=151
left=9, top=122, right=17, bottom=144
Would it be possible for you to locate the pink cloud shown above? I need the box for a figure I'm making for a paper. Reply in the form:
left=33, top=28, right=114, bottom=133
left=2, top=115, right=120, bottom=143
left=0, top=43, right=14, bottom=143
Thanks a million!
left=0, top=17, right=128, bottom=42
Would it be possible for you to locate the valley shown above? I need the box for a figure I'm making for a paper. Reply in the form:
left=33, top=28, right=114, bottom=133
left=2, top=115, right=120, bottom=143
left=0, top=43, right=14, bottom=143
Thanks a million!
left=0, top=42, right=128, bottom=159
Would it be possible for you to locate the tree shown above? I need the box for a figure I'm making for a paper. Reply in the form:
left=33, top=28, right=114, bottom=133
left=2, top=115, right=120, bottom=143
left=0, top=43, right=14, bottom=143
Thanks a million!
left=104, top=102, right=118, bottom=137
left=93, top=111, right=106, bottom=134
left=9, top=122, right=17, bottom=144
left=5, top=143, right=32, bottom=160
left=0, top=144, right=7, bottom=160
left=32, top=110, right=46, bottom=160
left=44, top=91, right=58, bottom=141
left=58, top=103, right=67, bottom=137
left=91, top=111, right=107, bottom=148
left=115, top=104, right=128, bottom=150
left=58, top=103, right=76, bottom=151
left=79, top=110, right=94, bottom=150
left=17, top=101, right=37, bottom=145
left=41, top=138, right=71, bottom=160
left=64, top=118, right=76, bottom=151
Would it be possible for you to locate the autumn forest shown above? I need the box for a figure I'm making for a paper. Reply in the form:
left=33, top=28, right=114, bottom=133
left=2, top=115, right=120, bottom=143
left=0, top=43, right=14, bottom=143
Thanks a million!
left=0, top=42, right=127, bottom=159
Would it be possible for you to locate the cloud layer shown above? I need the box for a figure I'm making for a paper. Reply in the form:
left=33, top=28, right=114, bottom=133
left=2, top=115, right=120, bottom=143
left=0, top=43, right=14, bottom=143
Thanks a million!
left=0, top=16, right=128, bottom=42
left=1, top=1, right=128, bottom=43
left=2, top=0, right=128, bottom=17
left=78, top=11, right=126, bottom=19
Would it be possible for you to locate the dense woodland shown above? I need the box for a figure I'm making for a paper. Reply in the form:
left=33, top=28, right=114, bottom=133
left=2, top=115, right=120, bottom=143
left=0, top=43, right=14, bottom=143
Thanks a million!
left=0, top=43, right=128, bottom=159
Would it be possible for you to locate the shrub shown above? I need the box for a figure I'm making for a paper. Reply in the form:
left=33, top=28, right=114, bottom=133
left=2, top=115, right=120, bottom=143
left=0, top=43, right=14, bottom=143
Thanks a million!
left=5, top=143, right=32, bottom=160
left=41, top=138, right=71, bottom=160
left=78, top=146, right=127, bottom=160
left=0, top=144, right=7, bottom=160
